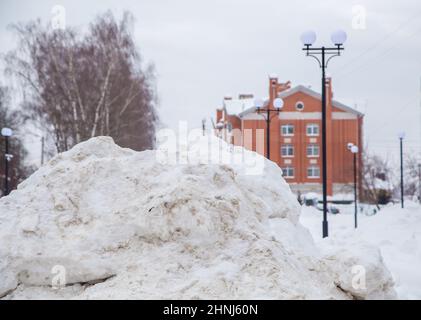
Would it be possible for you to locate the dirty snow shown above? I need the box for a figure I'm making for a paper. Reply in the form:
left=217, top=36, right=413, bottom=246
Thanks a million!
left=0, top=136, right=396, bottom=299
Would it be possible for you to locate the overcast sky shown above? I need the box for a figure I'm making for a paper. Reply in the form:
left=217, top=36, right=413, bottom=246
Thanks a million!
left=1, top=0, right=421, bottom=165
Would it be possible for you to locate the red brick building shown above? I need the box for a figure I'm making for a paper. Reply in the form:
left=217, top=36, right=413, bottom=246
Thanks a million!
left=215, top=75, right=364, bottom=196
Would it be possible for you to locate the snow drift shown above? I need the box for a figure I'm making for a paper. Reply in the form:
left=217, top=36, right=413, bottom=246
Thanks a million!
left=301, top=203, right=421, bottom=299
left=0, top=136, right=395, bottom=299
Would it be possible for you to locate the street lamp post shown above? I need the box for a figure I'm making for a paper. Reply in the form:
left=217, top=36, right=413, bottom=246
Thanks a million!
left=1, top=127, right=13, bottom=197
left=398, top=131, right=405, bottom=208
left=301, top=30, right=347, bottom=238
left=202, top=118, right=206, bottom=136
left=255, top=97, right=284, bottom=159
left=418, top=163, right=421, bottom=203
left=216, top=121, right=224, bottom=139
left=348, top=143, right=359, bottom=228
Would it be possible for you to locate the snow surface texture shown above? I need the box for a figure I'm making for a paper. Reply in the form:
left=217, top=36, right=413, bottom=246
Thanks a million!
left=0, top=136, right=395, bottom=299
left=301, top=203, right=421, bottom=299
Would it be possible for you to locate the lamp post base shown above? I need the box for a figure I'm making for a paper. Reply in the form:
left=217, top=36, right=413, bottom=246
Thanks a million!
left=322, top=220, right=328, bottom=238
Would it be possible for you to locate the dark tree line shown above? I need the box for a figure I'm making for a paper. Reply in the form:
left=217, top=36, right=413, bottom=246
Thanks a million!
left=4, top=11, right=158, bottom=153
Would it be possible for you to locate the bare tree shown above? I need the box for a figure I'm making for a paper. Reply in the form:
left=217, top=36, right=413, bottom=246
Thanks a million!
left=360, top=151, right=393, bottom=208
left=402, top=153, right=421, bottom=199
left=4, top=11, right=158, bottom=153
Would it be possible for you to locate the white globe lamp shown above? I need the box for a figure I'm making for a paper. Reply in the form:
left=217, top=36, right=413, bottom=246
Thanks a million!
left=331, top=30, right=347, bottom=45
left=300, top=31, right=316, bottom=46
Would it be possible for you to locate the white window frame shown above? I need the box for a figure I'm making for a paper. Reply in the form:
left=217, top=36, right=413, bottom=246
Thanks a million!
left=282, top=167, right=295, bottom=178
left=307, top=166, right=320, bottom=178
left=281, top=144, right=294, bottom=157
left=307, top=144, right=320, bottom=157
left=306, top=123, right=319, bottom=136
left=281, top=124, right=294, bottom=136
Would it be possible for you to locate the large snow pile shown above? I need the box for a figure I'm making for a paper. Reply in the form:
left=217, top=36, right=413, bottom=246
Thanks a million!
left=0, top=136, right=395, bottom=299
left=301, top=203, right=421, bottom=299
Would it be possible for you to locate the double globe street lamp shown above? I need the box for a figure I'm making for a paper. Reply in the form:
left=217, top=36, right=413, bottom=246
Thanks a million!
left=347, top=142, right=359, bottom=228
left=1, top=127, right=13, bottom=196
left=300, top=29, right=347, bottom=238
left=254, top=97, right=284, bottom=159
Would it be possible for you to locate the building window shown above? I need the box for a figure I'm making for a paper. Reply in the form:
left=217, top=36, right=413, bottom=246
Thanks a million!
left=281, top=144, right=294, bottom=157
left=307, top=166, right=320, bottom=178
left=307, top=144, right=319, bottom=157
left=281, top=124, right=294, bottom=136
left=227, top=122, right=233, bottom=132
left=295, top=101, right=304, bottom=111
left=282, top=167, right=294, bottom=178
left=306, top=123, right=319, bottom=136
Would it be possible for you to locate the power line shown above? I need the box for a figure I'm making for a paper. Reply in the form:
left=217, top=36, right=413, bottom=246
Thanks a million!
left=366, top=95, right=419, bottom=133
left=337, top=24, right=421, bottom=79
left=336, top=10, right=421, bottom=75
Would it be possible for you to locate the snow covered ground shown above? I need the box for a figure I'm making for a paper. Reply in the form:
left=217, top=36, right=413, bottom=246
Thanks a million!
left=0, top=136, right=397, bottom=299
left=300, top=202, right=421, bottom=299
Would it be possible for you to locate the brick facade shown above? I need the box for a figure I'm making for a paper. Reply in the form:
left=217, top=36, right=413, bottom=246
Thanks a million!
left=215, top=75, right=364, bottom=196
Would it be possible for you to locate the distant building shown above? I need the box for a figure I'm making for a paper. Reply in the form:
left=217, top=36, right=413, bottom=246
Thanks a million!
left=215, top=75, right=364, bottom=196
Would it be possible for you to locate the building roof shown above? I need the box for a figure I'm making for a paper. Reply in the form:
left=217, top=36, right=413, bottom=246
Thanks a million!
left=237, top=85, right=364, bottom=118
left=237, top=98, right=268, bottom=117
left=222, top=97, right=256, bottom=115
left=279, top=85, right=364, bottom=116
